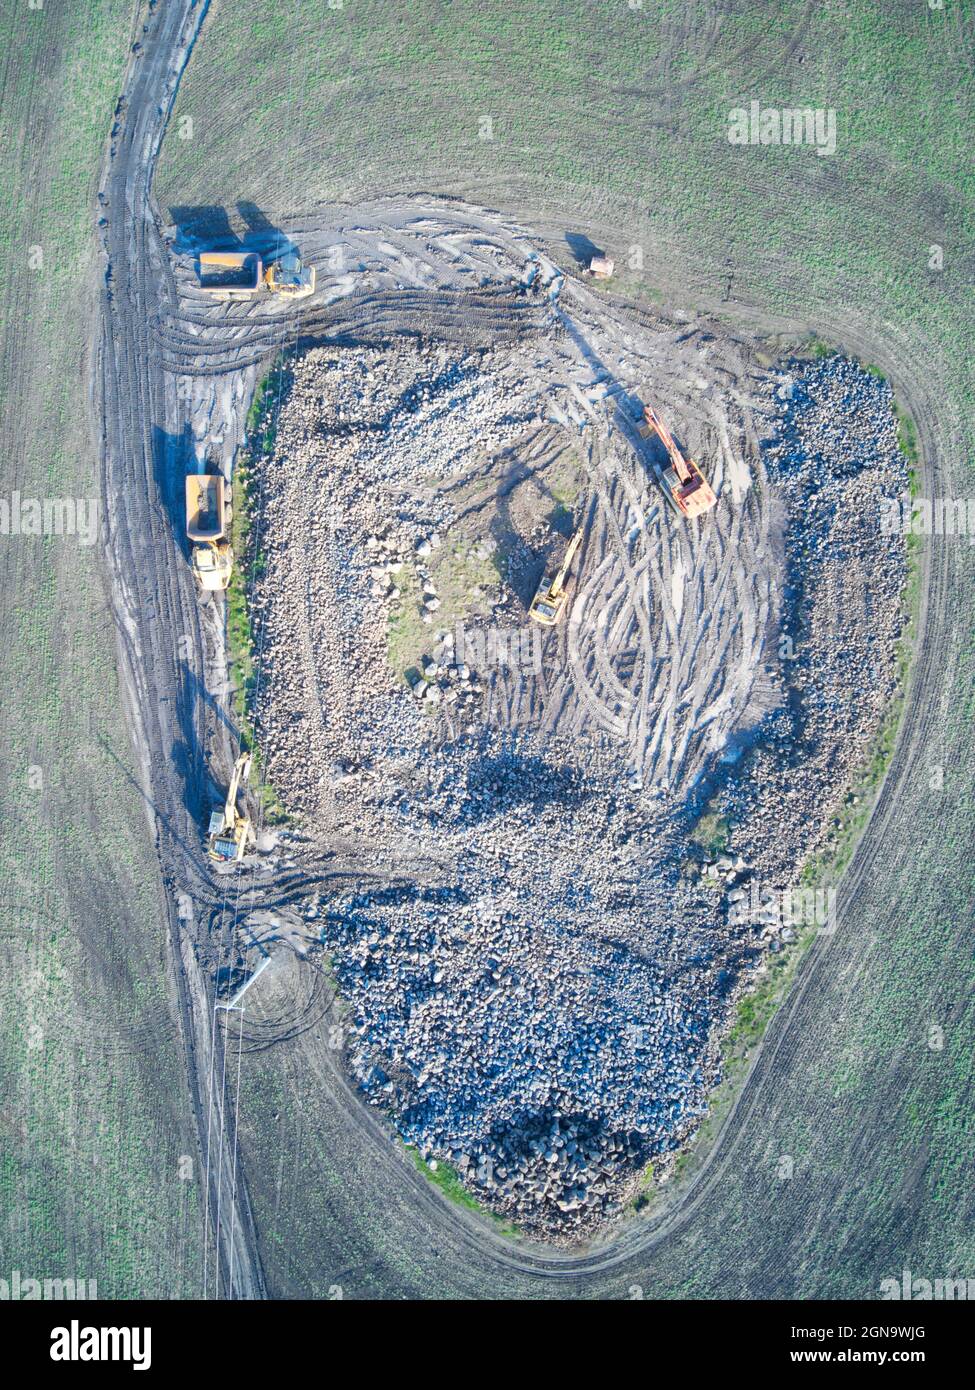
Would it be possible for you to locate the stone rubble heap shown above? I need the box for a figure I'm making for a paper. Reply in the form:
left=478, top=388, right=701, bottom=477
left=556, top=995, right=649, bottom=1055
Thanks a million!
left=247, top=346, right=909, bottom=1242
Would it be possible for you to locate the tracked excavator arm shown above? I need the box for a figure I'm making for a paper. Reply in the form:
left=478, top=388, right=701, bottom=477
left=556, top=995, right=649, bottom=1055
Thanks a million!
left=529, top=527, right=583, bottom=626
left=207, top=752, right=255, bottom=864
left=639, top=403, right=717, bottom=519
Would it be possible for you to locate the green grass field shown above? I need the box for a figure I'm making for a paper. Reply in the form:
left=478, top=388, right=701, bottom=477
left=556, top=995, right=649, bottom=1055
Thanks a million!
left=0, top=1, right=204, bottom=1295
left=159, top=2, right=972, bottom=405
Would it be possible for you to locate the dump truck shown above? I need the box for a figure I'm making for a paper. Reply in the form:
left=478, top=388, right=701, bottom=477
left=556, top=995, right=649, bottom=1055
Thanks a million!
left=207, top=752, right=255, bottom=864
left=186, top=474, right=233, bottom=591
left=529, top=527, right=583, bottom=626
left=197, top=252, right=263, bottom=302
left=197, top=249, right=315, bottom=301
left=638, top=404, right=717, bottom=519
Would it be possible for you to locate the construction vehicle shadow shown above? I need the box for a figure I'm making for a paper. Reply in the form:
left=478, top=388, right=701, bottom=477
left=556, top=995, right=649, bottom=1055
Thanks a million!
left=564, top=231, right=603, bottom=270
left=96, top=732, right=203, bottom=867
left=613, top=395, right=670, bottom=474
left=481, top=438, right=584, bottom=613
left=168, top=200, right=302, bottom=265
left=148, top=422, right=243, bottom=782
left=554, top=304, right=651, bottom=453
left=151, top=422, right=197, bottom=568
left=162, top=654, right=251, bottom=876
left=159, top=654, right=240, bottom=850
left=183, top=660, right=242, bottom=760
left=169, top=204, right=236, bottom=248
left=487, top=470, right=541, bottom=612
left=237, top=199, right=304, bottom=265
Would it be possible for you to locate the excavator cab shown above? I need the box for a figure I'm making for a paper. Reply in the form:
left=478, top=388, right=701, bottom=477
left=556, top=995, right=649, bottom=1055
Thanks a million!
left=529, top=528, right=583, bottom=626
left=264, top=251, right=316, bottom=299
left=207, top=753, right=255, bottom=864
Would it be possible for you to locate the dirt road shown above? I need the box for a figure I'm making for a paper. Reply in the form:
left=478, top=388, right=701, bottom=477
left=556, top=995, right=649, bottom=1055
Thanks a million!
left=92, top=0, right=972, bottom=1298
left=96, top=0, right=265, bottom=1301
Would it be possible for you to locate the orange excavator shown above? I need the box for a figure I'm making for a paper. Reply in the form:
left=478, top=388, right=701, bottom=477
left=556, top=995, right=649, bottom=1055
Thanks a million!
left=638, top=404, right=717, bottom=519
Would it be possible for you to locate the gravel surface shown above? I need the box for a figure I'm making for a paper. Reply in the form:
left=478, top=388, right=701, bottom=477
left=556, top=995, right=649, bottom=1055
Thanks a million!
left=247, top=333, right=907, bottom=1242
left=715, top=355, right=909, bottom=893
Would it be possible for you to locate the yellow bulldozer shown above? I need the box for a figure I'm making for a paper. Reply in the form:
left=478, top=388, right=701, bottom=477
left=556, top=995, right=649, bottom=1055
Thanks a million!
left=529, top=527, right=583, bottom=626
left=197, top=249, right=315, bottom=302
left=207, top=752, right=255, bottom=864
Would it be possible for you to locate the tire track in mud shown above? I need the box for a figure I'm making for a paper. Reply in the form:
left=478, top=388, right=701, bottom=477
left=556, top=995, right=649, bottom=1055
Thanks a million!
left=231, top=219, right=896, bottom=1254
left=569, top=441, right=648, bottom=747
left=532, top=297, right=777, bottom=793
left=102, top=100, right=566, bottom=1291
left=92, top=6, right=963, bottom=1292
left=223, top=265, right=954, bottom=1293
left=95, top=0, right=267, bottom=1302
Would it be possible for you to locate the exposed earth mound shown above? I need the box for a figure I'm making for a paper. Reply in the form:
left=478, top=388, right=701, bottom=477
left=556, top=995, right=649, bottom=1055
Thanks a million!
left=242, top=319, right=907, bottom=1242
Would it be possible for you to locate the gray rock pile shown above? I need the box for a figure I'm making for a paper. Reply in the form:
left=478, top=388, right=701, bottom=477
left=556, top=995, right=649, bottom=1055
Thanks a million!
left=245, top=345, right=910, bottom=1243
left=701, top=354, right=909, bottom=895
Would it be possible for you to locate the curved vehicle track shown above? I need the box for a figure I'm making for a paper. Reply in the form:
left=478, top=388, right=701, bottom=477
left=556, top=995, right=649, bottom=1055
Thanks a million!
left=96, top=0, right=968, bottom=1298
left=97, top=0, right=267, bottom=1301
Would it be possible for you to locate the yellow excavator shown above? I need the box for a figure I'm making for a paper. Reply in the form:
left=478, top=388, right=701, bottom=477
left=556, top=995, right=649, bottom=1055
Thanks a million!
left=207, top=752, right=255, bottom=864
left=529, top=527, right=583, bottom=626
